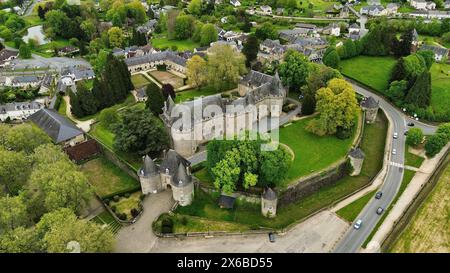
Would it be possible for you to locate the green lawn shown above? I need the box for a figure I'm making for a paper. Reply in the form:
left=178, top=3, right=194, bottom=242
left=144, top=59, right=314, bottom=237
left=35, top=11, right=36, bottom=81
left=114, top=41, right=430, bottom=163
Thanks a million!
left=340, top=56, right=397, bottom=93
left=168, top=112, right=388, bottom=231
left=193, top=167, right=214, bottom=187
left=80, top=156, right=140, bottom=198
left=109, top=191, right=142, bottom=220
left=175, top=87, right=222, bottom=103
left=278, top=115, right=357, bottom=186
left=91, top=210, right=122, bottom=234
left=405, top=146, right=425, bottom=169
left=430, top=63, right=450, bottom=117
left=78, top=94, right=136, bottom=122
left=336, top=190, right=376, bottom=222
left=363, top=169, right=416, bottom=248
left=58, top=98, right=67, bottom=117
left=131, top=74, right=153, bottom=89
left=151, top=36, right=200, bottom=52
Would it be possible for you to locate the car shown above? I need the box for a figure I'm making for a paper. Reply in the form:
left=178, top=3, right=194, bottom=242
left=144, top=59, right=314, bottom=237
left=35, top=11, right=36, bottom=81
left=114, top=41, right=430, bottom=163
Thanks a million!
left=393, top=132, right=398, bottom=139
left=354, top=219, right=363, bottom=230
left=298, top=95, right=304, bottom=100
left=407, top=122, right=415, bottom=127
left=375, top=192, right=382, bottom=199
left=376, top=207, right=384, bottom=215
left=268, top=232, right=276, bottom=243
left=392, top=149, right=397, bottom=155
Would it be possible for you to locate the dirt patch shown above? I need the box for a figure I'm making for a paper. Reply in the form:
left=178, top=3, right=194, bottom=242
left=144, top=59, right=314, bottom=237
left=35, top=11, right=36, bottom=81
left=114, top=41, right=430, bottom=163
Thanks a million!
left=148, top=70, right=185, bottom=89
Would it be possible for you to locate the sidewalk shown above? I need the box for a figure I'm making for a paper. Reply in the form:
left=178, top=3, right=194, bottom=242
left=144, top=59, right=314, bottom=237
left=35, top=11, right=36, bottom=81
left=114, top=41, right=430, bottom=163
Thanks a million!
left=364, top=143, right=450, bottom=252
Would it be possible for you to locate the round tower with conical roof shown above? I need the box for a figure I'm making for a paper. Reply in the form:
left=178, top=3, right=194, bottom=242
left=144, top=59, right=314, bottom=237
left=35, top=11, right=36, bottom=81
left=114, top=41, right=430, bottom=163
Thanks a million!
left=361, top=96, right=379, bottom=124
left=348, top=148, right=365, bottom=176
left=261, top=188, right=277, bottom=218
left=171, top=162, right=194, bottom=206
left=137, top=155, right=162, bottom=194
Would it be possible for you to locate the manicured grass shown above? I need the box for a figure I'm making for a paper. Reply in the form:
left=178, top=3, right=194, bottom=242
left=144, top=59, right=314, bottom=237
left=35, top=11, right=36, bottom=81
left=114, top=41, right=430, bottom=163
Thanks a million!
left=80, top=157, right=140, bottom=198
left=278, top=115, right=357, bottom=186
left=363, top=169, right=416, bottom=248
left=151, top=36, right=200, bottom=52
left=405, top=146, right=425, bottom=169
left=175, top=87, right=222, bottom=103
left=193, top=167, right=214, bottom=187
left=390, top=161, right=450, bottom=253
left=91, top=210, right=122, bottom=234
left=336, top=190, right=376, bottom=222
left=23, top=15, right=44, bottom=27
left=58, top=98, right=67, bottom=117
left=171, top=112, right=388, bottom=231
left=78, top=94, right=136, bottom=122
left=430, top=63, right=450, bottom=117
left=109, top=191, right=142, bottom=220
left=340, top=56, right=397, bottom=93
left=131, top=74, right=152, bottom=89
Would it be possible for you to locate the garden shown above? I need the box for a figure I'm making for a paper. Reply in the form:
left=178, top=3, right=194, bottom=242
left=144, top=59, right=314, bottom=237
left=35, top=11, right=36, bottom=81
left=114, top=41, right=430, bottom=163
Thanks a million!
left=131, top=74, right=154, bottom=89
left=105, top=191, right=144, bottom=222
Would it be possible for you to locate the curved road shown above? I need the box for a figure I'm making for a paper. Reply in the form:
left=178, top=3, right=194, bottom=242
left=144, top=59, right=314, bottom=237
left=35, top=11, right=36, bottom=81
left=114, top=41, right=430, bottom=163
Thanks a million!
left=334, top=81, right=436, bottom=253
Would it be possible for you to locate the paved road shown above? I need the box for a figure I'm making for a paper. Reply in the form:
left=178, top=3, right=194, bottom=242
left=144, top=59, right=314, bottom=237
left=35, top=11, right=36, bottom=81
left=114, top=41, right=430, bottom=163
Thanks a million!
left=334, top=81, right=437, bottom=253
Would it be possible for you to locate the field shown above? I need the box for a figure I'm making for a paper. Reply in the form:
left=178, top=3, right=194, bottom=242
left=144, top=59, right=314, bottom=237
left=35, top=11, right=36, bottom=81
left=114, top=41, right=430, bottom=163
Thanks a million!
left=151, top=36, right=200, bottom=52
left=131, top=74, right=153, bottom=89
left=278, top=115, right=357, bottom=186
left=174, top=87, right=221, bottom=103
left=340, top=56, right=397, bottom=92
left=336, top=191, right=376, bottom=222
left=405, top=146, right=425, bottom=169
left=430, top=63, right=450, bottom=117
left=91, top=210, right=122, bottom=234
left=80, top=157, right=140, bottom=198
left=148, top=70, right=185, bottom=89
left=390, top=162, right=450, bottom=253
left=109, top=191, right=143, bottom=220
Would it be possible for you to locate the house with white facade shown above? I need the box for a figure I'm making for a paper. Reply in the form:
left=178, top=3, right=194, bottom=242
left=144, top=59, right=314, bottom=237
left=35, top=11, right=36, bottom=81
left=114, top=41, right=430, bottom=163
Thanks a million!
left=445, top=0, right=450, bottom=9
left=260, top=5, right=272, bottom=15
left=4, top=75, right=42, bottom=89
left=360, top=5, right=385, bottom=16
left=124, top=51, right=187, bottom=74
left=0, top=49, right=19, bottom=68
left=419, top=44, right=449, bottom=62
left=322, top=23, right=341, bottom=36
left=0, top=101, right=44, bottom=122
left=230, top=0, right=241, bottom=7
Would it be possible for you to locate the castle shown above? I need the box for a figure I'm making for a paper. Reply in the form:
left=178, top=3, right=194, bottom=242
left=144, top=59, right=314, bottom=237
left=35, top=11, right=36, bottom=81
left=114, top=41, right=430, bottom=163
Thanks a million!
left=161, top=70, right=287, bottom=157
left=138, top=149, right=194, bottom=206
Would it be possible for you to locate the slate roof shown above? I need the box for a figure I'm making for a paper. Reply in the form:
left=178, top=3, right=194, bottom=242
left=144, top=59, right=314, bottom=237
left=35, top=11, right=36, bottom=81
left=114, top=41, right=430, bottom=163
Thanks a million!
left=11, top=75, right=40, bottom=84
left=160, top=149, right=191, bottom=176
left=218, top=195, right=236, bottom=209
left=262, top=188, right=277, bottom=200
left=0, top=49, right=18, bottom=62
left=28, top=109, right=83, bottom=143
left=419, top=44, right=449, bottom=57
left=349, top=148, right=365, bottom=159
left=125, top=51, right=187, bottom=67
left=361, top=96, right=379, bottom=109
left=171, top=162, right=192, bottom=187
left=0, top=101, right=43, bottom=114
left=140, top=155, right=158, bottom=176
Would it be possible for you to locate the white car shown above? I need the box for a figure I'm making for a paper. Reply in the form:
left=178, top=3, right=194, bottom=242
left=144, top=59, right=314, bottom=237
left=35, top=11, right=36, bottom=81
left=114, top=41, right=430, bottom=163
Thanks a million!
left=392, top=149, right=397, bottom=155
left=393, top=132, right=398, bottom=139
left=354, top=219, right=363, bottom=230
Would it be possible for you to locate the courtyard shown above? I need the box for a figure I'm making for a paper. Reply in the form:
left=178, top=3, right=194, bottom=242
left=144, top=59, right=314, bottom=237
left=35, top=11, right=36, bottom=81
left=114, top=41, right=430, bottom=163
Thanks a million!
left=147, top=70, right=186, bottom=89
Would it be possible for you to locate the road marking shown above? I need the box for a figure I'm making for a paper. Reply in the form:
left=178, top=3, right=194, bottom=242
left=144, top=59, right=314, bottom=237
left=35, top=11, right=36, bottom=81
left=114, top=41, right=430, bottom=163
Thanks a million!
left=389, top=161, right=404, bottom=168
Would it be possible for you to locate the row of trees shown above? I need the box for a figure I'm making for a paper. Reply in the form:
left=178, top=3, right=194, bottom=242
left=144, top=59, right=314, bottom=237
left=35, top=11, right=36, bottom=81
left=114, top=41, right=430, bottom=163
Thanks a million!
left=406, top=123, right=450, bottom=157
left=0, top=124, right=114, bottom=252
left=206, top=136, right=292, bottom=193
left=70, top=54, right=133, bottom=118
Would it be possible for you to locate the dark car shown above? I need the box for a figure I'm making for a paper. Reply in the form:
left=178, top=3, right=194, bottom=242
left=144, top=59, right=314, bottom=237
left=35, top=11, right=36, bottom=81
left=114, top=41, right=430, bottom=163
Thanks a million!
left=376, top=207, right=384, bottom=215
left=375, top=192, right=382, bottom=199
left=407, top=122, right=415, bottom=127
left=268, top=232, right=276, bottom=243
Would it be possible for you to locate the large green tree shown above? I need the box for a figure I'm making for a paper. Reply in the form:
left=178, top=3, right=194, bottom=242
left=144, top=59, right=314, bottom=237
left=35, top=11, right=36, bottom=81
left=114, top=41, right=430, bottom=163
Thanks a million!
left=406, top=128, right=424, bottom=147
left=199, top=23, right=217, bottom=46
left=0, top=195, right=29, bottom=231
left=259, top=148, right=292, bottom=187
left=279, top=50, right=309, bottom=91
left=242, top=34, right=259, bottom=67
left=145, top=84, right=165, bottom=115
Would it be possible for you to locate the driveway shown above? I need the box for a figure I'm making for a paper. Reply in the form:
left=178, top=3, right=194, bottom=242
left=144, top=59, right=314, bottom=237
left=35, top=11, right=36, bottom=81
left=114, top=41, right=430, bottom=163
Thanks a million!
left=149, top=211, right=348, bottom=253
left=115, top=191, right=174, bottom=253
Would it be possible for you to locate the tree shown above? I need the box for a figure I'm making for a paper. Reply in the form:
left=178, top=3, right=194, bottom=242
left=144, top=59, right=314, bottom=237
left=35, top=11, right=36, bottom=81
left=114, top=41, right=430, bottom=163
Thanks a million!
left=416, top=50, right=434, bottom=70
left=278, top=50, right=309, bottom=91
left=242, top=34, right=259, bottom=67
left=386, top=80, right=408, bottom=106
left=301, top=93, right=316, bottom=115
left=306, top=63, right=342, bottom=94
left=0, top=123, right=51, bottom=154
left=69, top=90, right=84, bottom=118
left=37, top=6, right=47, bottom=20
left=161, top=84, right=175, bottom=100
left=145, top=84, right=165, bottom=115
left=0, top=195, right=29, bottom=231
left=436, top=123, right=450, bottom=140
left=425, top=133, right=448, bottom=157
left=76, top=83, right=98, bottom=116
left=343, top=39, right=356, bottom=59
left=323, top=47, right=340, bottom=69
left=243, top=172, right=258, bottom=190
left=19, top=43, right=32, bottom=59
left=255, top=22, right=278, bottom=41
left=207, top=44, right=247, bottom=91
left=98, top=108, right=119, bottom=130
left=108, top=27, right=125, bottom=48
left=186, top=55, right=207, bottom=88
left=406, top=128, right=424, bottom=147
left=174, top=14, right=195, bottom=40
left=259, top=149, right=292, bottom=187
left=306, top=79, right=358, bottom=136
left=212, top=149, right=241, bottom=194
left=199, top=23, right=217, bottom=46
left=35, top=208, right=114, bottom=253
left=113, top=108, right=169, bottom=156
left=0, top=227, right=41, bottom=253
left=393, top=29, right=413, bottom=57
left=0, top=149, right=30, bottom=194
left=404, top=71, right=431, bottom=108
left=166, top=9, right=180, bottom=40
left=187, top=0, right=202, bottom=15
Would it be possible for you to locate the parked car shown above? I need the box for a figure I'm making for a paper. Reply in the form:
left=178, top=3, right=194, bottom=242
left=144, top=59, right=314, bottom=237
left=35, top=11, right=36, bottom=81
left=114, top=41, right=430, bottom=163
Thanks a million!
left=375, top=192, right=382, bottom=199
left=393, top=132, right=398, bottom=139
left=354, top=219, right=363, bottom=230
left=392, top=149, right=397, bottom=155
left=407, top=122, right=415, bottom=127
left=268, top=232, right=276, bottom=243
left=376, top=207, right=384, bottom=215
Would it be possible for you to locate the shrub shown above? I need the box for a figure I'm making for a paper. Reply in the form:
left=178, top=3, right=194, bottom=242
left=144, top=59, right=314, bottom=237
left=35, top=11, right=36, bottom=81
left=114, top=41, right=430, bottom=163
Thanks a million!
left=406, top=128, right=423, bottom=147
left=104, top=199, right=110, bottom=205
left=113, top=195, right=120, bottom=202
left=118, top=213, right=127, bottom=221
left=336, top=126, right=353, bottom=140
left=161, top=217, right=174, bottom=234
left=139, top=194, right=145, bottom=201
left=131, top=208, right=139, bottom=218
left=180, top=216, right=188, bottom=226
left=124, top=192, right=131, bottom=198
left=110, top=205, right=117, bottom=212
left=425, top=133, right=448, bottom=157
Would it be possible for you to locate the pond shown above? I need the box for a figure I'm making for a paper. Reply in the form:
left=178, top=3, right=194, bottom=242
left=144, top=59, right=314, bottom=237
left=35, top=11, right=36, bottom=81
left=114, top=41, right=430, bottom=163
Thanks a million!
left=22, top=25, right=49, bottom=45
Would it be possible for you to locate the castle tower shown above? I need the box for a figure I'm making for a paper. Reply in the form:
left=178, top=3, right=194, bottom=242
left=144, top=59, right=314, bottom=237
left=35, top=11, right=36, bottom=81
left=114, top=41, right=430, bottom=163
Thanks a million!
left=137, top=155, right=162, bottom=194
left=261, top=188, right=277, bottom=218
left=171, top=162, right=194, bottom=206
left=348, top=148, right=365, bottom=176
left=361, top=96, right=379, bottom=124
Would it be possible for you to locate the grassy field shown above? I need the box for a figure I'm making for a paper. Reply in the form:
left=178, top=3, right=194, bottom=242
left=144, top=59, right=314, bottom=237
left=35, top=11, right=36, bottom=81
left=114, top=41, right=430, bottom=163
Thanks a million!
left=405, top=146, right=425, bottom=169
left=131, top=74, right=153, bottom=89
left=340, top=56, right=397, bottom=92
left=169, top=112, right=387, bottom=231
left=80, top=157, right=140, bottom=198
left=91, top=210, right=122, bottom=234
left=390, top=161, right=450, bottom=253
left=151, top=36, right=200, bottom=52
left=58, top=98, right=67, bottom=117
left=278, top=115, right=357, bottom=186
left=336, top=190, right=376, bottom=222
left=363, top=169, right=416, bottom=248
left=175, top=87, right=222, bottom=103
left=109, top=191, right=142, bottom=220
left=430, top=63, right=450, bottom=117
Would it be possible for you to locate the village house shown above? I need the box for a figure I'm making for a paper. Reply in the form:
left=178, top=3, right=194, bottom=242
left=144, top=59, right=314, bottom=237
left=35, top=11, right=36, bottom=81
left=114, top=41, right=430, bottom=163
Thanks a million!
left=409, top=10, right=450, bottom=19
left=136, top=19, right=157, bottom=36
left=161, top=70, right=286, bottom=157
left=260, top=5, right=272, bottom=15
left=3, top=75, right=42, bottom=89
left=124, top=50, right=187, bottom=74
left=230, top=0, right=241, bottom=7
left=279, top=28, right=312, bottom=43
left=258, top=39, right=286, bottom=62
left=113, top=45, right=157, bottom=59
left=246, top=7, right=256, bottom=15
left=445, top=0, right=450, bottom=9
left=360, top=5, right=385, bottom=16
left=367, top=0, right=381, bottom=5
left=0, top=49, right=19, bottom=68
left=0, top=101, right=44, bottom=122
left=410, top=0, right=436, bottom=10
left=419, top=44, right=449, bottom=62
left=39, top=73, right=54, bottom=94
left=57, top=46, right=80, bottom=57
left=133, top=87, right=148, bottom=102
left=348, top=23, right=360, bottom=34
left=322, top=23, right=341, bottom=36
left=286, top=37, right=328, bottom=62
left=381, top=3, right=399, bottom=15
left=275, top=7, right=284, bottom=15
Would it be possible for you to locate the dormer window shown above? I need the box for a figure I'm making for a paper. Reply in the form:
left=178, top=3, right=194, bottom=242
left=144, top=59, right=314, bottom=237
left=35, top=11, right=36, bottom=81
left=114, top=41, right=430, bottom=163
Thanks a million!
left=165, top=168, right=169, bottom=174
